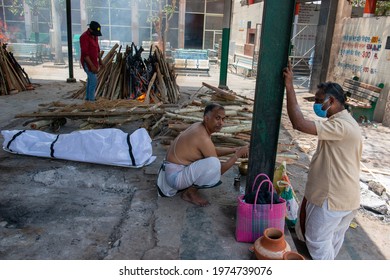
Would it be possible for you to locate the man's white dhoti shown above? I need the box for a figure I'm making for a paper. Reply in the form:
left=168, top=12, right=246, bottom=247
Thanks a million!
left=296, top=198, right=356, bottom=260
left=156, top=157, right=221, bottom=197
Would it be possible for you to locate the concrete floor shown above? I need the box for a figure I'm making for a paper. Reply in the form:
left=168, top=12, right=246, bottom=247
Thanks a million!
left=0, top=62, right=389, bottom=260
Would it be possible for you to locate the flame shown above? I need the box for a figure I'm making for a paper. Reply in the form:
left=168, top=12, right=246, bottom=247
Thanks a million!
left=136, top=93, right=146, bottom=102
left=0, top=20, right=8, bottom=42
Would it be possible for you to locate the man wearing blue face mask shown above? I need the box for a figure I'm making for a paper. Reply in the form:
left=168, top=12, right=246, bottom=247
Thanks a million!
left=283, top=64, right=362, bottom=260
left=313, top=96, right=330, bottom=118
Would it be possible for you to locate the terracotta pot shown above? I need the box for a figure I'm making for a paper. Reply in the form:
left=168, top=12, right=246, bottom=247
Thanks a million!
left=254, top=228, right=291, bottom=260
left=283, top=251, right=305, bottom=260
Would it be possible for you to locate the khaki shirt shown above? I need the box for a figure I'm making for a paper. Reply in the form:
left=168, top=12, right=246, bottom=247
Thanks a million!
left=305, top=110, right=362, bottom=211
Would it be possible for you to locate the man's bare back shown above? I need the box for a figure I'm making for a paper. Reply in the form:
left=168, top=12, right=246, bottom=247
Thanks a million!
left=166, top=122, right=215, bottom=165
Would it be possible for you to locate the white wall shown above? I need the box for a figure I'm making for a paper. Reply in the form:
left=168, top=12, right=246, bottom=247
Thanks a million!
left=230, top=1, right=263, bottom=55
left=331, top=17, right=390, bottom=124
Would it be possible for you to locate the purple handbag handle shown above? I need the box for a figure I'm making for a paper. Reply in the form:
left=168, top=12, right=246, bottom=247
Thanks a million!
left=251, top=173, right=274, bottom=211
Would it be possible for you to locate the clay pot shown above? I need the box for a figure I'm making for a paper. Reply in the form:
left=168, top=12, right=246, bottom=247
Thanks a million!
left=283, top=251, right=305, bottom=260
left=238, top=160, right=248, bottom=176
left=254, top=228, right=291, bottom=260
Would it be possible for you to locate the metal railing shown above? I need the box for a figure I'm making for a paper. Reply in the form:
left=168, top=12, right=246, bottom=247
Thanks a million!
left=290, top=23, right=317, bottom=87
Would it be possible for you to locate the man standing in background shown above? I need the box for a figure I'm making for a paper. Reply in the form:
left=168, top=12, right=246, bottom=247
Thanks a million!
left=80, top=21, right=103, bottom=101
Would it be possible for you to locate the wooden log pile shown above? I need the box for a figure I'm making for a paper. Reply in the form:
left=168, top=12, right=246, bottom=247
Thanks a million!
left=155, top=82, right=253, bottom=153
left=152, top=82, right=298, bottom=164
left=15, top=82, right=298, bottom=163
left=0, top=43, right=34, bottom=95
left=15, top=99, right=171, bottom=133
left=72, top=43, right=180, bottom=104
left=15, top=84, right=252, bottom=143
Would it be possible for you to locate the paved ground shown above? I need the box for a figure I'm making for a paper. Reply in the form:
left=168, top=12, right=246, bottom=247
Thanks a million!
left=0, top=61, right=389, bottom=260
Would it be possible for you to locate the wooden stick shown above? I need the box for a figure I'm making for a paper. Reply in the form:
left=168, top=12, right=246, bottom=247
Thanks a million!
left=212, top=135, right=248, bottom=146
left=220, top=124, right=252, bottom=134
left=361, top=168, right=390, bottom=176
left=360, top=161, right=390, bottom=185
left=277, top=153, right=299, bottom=159
left=87, top=116, right=140, bottom=125
left=165, top=112, right=203, bottom=122
left=151, top=116, right=166, bottom=131
left=15, top=108, right=165, bottom=119
left=112, top=71, right=123, bottom=100
left=202, top=82, right=236, bottom=101
left=96, top=60, right=113, bottom=98
left=173, top=106, right=203, bottom=114
left=146, top=72, right=157, bottom=104
left=155, top=62, right=168, bottom=103
left=168, top=122, right=191, bottom=131
left=108, top=60, right=122, bottom=100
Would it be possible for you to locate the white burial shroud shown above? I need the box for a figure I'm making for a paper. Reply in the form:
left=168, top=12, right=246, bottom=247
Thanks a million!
left=1, top=128, right=156, bottom=168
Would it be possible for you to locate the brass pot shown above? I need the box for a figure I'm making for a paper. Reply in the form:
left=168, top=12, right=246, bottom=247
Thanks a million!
left=238, top=161, right=248, bottom=176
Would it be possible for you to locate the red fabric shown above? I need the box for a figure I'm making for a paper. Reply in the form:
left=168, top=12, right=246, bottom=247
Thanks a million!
left=299, top=197, right=307, bottom=240
left=295, top=3, right=300, bottom=15
left=364, top=0, right=377, bottom=14
left=79, top=29, right=100, bottom=69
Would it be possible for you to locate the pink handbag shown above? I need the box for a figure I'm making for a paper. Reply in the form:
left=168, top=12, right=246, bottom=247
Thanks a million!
left=235, top=173, right=286, bottom=243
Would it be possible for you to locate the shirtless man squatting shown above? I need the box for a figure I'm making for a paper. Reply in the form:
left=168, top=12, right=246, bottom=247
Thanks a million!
left=156, top=103, right=249, bottom=206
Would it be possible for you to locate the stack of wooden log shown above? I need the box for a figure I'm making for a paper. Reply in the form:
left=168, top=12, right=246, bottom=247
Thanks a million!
left=0, top=43, right=34, bottom=95
left=16, top=99, right=166, bottom=132
left=155, top=83, right=298, bottom=164
left=155, top=82, right=253, bottom=161
left=14, top=82, right=298, bottom=163
left=72, top=43, right=180, bottom=104
left=15, top=82, right=253, bottom=143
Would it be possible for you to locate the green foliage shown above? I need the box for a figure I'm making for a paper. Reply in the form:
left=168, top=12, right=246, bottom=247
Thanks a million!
left=8, top=0, right=66, bottom=16
left=347, top=0, right=365, bottom=6
left=147, top=16, right=161, bottom=24
left=376, top=1, right=390, bottom=16
left=8, top=0, right=26, bottom=16
left=163, top=4, right=176, bottom=20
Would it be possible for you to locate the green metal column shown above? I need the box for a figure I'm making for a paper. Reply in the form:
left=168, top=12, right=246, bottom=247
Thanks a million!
left=247, top=0, right=296, bottom=190
left=219, top=28, right=230, bottom=89
left=218, top=0, right=232, bottom=89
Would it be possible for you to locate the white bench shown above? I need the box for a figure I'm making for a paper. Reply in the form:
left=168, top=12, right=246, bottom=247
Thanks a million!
left=173, top=49, right=210, bottom=76
left=229, top=53, right=253, bottom=77
left=343, top=78, right=383, bottom=122
left=197, top=59, right=209, bottom=71
left=174, top=58, right=186, bottom=69
left=186, top=59, right=198, bottom=70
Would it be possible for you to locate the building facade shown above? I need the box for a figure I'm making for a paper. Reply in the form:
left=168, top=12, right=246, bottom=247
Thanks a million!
left=0, top=0, right=227, bottom=50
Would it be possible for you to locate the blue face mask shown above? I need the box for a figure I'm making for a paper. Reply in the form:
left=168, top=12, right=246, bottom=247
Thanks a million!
left=313, top=99, right=330, bottom=118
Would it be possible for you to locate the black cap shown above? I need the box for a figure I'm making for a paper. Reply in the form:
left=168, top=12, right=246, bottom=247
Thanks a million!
left=88, top=21, right=102, bottom=36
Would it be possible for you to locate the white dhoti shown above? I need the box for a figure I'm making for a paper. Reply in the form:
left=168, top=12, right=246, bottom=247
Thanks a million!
left=296, top=198, right=356, bottom=260
left=156, top=157, right=221, bottom=197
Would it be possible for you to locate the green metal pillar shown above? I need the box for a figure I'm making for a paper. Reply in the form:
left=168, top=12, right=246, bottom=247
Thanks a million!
left=247, top=0, right=296, bottom=191
left=218, top=0, right=232, bottom=90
